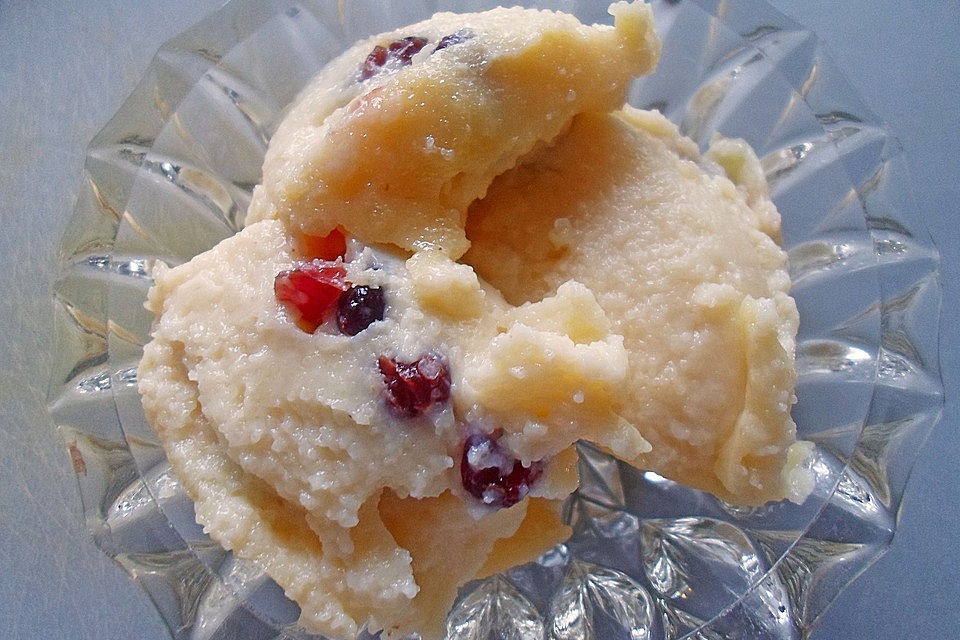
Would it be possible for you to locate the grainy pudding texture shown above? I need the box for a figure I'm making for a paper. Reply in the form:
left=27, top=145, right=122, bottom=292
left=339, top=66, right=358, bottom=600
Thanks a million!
left=137, top=2, right=813, bottom=638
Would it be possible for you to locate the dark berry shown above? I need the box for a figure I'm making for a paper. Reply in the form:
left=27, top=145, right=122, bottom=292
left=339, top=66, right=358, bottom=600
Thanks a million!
left=378, top=353, right=451, bottom=417
left=361, top=36, right=429, bottom=80
left=361, top=46, right=388, bottom=79
left=300, top=228, right=346, bottom=261
left=337, top=285, right=385, bottom=335
left=388, top=36, right=429, bottom=62
left=274, top=260, right=349, bottom=333
left=433, top=31, right=473, bottom=52
left=460, top=432, right=543, bottom=509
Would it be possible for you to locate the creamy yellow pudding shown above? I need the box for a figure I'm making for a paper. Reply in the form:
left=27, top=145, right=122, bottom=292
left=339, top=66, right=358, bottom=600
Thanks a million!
left=138, top=3, right=811, bottom=639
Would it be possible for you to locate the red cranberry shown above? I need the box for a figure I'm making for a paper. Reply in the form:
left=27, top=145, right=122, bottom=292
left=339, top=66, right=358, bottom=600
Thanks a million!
left=378, top=353, right=451, bottom=417
left=387, top=36, right=429, bottom=63
left=433, top=31, right=472, bottom=52
left=460, top=432, right=543, bottom=509
left=361, top=46, right=388, bottom=79
left=274, top=260, right=348, bottom=333
left=337, top=285, right=385, bottom=335
left=361, top=36, right=429, bottom=80
left=299, top=228, right=346, bottom=261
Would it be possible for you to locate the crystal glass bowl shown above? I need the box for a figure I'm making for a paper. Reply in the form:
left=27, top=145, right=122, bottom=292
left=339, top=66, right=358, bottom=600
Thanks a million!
left=48, top=1, right=943, bottom=638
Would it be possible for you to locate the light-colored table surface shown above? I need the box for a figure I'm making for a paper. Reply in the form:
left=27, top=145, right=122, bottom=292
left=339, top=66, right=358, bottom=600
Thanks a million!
left=1, top=1, right=957, bottom=638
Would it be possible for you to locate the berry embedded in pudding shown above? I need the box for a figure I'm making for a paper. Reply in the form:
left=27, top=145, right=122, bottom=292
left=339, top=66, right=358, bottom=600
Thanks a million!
left=433, top=31, right=473, bottom=52
left=378, top=353, right=451, bottom=417
left=276, top=250, right=387, bottom=336
left=337, top=285, right=385, bottom=335
left=274, top=260, right=348, bottom=333
left=300, top=228, right=347, bottom=261
left=461, top=432, right=544, bottom=509
left=361, top=36, right=429, bottom=80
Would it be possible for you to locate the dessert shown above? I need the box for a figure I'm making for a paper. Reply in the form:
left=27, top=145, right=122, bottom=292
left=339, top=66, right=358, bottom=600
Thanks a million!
left=137, top=2, right=812, bottom=639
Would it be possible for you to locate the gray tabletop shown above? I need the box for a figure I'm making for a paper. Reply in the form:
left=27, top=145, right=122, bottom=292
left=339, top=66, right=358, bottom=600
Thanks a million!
left=1, top=1, right=957, bottom=638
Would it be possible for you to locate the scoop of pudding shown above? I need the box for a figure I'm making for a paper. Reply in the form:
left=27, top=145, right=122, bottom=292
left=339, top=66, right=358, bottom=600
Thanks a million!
left=138, top=2, right=811, bottom=639
left=465, top=107, right=812, bottom=504
left=246, top=1, right=660, bottom=258
left=139, top=219, right=583, bottom=639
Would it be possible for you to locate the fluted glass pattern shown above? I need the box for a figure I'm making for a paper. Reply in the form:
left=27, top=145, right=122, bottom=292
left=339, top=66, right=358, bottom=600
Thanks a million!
left=49, top=1, right=943, bottom=638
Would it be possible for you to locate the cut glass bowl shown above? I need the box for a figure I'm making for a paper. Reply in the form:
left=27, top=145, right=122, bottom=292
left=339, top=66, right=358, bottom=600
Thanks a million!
left=48, top=0, right=943, bottom=638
